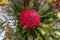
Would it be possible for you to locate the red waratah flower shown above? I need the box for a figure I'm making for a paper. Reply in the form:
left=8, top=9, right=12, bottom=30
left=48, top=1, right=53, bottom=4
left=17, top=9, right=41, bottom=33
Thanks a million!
left=19, top=9, right=40, bottom=29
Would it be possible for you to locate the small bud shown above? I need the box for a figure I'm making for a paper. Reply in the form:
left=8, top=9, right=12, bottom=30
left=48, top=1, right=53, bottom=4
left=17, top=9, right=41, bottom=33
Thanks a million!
left=5, top=25, right=11, bottom=31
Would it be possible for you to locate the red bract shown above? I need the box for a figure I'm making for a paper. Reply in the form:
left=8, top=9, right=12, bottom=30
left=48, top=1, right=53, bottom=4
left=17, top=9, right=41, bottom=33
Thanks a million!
left=19, top=9, right=40, bottom=29
left=5, top=32, right=10, bottom=38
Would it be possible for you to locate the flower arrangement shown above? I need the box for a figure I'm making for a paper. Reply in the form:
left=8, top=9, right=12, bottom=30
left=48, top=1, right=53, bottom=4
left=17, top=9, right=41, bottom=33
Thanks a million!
left=0, top=0, right=60, bottom=40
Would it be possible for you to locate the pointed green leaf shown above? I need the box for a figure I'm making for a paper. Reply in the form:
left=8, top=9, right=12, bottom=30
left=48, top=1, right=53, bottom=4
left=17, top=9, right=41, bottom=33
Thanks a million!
left=29, top=1, right=34, bottom=8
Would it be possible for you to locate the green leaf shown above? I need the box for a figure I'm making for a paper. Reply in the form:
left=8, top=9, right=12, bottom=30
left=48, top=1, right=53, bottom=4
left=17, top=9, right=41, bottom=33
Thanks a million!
left=29, top=1, right=34, bottom=8
left=35, top=30, right=43, bottom=40
left=22, top=29, right=27, bottom=33
left=38, top=4, right=49, bottom=14
left=37, top=27, right=46, bottom=36
left=44, top=35, right=51, bottom=40
left=27, top=30, right=30, bottom=37
left=34, top=35, right=43, bottom=40
left=19, top=5, right=25, bottom=12
left=42, top=24, right=53, bottom=34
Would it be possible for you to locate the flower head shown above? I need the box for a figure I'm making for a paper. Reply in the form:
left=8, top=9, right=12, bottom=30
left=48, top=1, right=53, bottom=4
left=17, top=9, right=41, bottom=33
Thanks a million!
left=20, top=9, right=40, bottom=29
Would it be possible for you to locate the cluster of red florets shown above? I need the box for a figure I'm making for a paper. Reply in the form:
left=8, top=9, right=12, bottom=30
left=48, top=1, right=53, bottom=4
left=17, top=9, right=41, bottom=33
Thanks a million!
left=19, top=9, right=40, bottom=29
